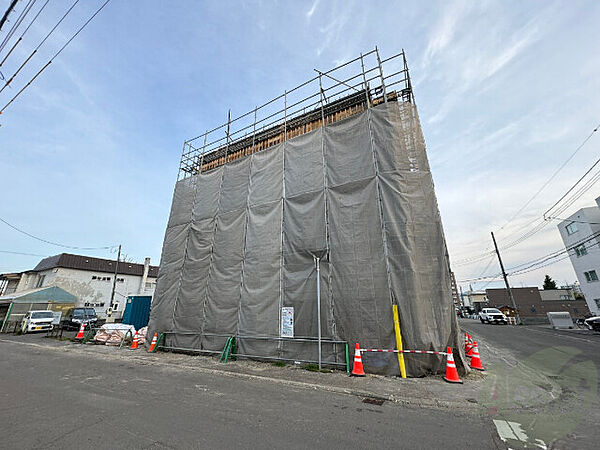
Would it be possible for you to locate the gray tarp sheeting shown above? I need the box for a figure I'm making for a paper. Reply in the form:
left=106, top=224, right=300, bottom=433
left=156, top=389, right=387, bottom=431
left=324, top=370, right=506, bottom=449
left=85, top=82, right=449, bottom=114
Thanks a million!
left=149, top=100, right=466, bottom=376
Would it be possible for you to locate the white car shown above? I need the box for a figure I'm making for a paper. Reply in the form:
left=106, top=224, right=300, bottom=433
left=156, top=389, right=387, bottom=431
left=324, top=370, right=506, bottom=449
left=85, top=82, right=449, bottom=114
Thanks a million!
left=21, top=310, right=55, bottom=333
left=479, top=308, right=508, bottom=325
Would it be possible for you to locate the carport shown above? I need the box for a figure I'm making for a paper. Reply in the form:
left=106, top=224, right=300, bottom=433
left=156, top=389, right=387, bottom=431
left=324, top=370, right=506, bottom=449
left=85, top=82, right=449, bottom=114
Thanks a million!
left=0, top=286, right=78, bottom=332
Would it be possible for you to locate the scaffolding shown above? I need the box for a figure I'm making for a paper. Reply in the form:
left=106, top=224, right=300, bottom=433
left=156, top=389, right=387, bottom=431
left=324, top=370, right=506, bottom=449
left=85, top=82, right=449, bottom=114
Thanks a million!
left=150, top=47, right=467, bottom=377
left=178, top=48, right=414, bottom=179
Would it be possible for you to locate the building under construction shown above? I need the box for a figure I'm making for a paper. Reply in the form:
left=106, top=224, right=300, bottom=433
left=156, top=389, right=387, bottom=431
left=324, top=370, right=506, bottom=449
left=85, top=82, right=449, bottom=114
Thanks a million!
left=148, top=48, right=465, bottom=376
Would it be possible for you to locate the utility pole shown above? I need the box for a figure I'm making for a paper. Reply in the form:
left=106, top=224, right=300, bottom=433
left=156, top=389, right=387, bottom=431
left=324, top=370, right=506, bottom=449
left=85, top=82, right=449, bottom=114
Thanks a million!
left=491, top=232, right=519, bottom=323
left=108, top=244, right=121, bottom=320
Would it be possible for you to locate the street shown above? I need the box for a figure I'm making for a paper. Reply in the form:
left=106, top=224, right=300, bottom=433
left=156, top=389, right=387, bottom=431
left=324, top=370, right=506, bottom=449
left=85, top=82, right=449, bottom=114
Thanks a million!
left=0, top=335, right=500, bottom=450
left=2, top=322, right=598, bottom=449
left=461, top=319, right=600, bottom=449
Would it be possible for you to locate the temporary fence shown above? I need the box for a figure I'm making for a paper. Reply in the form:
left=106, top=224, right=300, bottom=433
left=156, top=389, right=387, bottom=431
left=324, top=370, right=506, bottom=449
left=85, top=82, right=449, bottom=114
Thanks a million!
left=158, top=331, right=350, bottom=370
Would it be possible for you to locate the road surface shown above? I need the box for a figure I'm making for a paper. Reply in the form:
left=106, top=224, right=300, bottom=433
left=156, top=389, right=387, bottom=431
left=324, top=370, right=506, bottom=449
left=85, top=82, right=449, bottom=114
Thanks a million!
left=0, top=335, right=501, bottom=449
left=461, top=319, right=600, bottom=449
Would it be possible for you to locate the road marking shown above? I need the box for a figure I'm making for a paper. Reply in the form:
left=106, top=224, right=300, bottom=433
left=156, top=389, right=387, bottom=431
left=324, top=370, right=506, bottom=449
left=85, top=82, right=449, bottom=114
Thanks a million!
left=493, top=419, right=547, bottom=449
left=523, top=326, right=599, bottom=344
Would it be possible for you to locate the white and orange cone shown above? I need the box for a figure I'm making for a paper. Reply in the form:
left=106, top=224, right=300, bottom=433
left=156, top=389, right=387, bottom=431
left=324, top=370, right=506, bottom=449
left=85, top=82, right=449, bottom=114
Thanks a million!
left=75, top=322, right=85, bottom=340
left=130, top=330, right=139, bottom=350
left=469, top=341, right=484, bottom=371
left=443, top=347, right=463, bottom=384
left=351, top=343, right=365, bottom=376
left=147, top=332, right=158, bottom=352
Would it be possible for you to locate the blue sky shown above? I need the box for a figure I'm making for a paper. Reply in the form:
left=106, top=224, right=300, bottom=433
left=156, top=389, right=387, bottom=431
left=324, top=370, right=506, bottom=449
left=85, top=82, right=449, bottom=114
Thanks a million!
left=1, top=0, right=599, bottom=292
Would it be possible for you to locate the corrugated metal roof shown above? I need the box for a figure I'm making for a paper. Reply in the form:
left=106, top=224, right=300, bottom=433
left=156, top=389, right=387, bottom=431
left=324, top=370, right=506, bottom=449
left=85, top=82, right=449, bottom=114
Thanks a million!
left=31, top=253, right=158, bottom=278
left=0, top=286, right=78, bottom=303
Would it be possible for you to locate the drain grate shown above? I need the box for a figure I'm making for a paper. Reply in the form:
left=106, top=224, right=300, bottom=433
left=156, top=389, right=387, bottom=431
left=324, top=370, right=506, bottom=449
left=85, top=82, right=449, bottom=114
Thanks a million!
left=362, top=397, right=385, bottom=406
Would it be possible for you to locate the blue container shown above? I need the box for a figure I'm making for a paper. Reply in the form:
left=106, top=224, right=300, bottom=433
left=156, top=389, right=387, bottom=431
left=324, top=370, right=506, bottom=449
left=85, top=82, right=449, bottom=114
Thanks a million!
left=122, top=296, right=152, bottom=330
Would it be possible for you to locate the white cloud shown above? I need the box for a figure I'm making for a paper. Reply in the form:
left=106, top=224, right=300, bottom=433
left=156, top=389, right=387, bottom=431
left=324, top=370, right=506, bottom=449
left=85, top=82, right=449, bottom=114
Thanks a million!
left=306, top=0, right=320, bottom=19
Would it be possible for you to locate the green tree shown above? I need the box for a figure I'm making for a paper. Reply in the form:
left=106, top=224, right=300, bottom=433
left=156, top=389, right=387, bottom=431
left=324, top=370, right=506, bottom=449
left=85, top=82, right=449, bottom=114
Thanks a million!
left=543, top=275, right=558, bottom=290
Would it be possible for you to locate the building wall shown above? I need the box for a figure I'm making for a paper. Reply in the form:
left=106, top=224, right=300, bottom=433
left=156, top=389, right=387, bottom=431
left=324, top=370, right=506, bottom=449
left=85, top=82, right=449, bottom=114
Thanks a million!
left=486, top=287, right=589, bottom=321
left=558, top=203, right=600, bottom=315
left=539, top=289, right=575, bottom=302
left=17, top=268, right=156, bottom=318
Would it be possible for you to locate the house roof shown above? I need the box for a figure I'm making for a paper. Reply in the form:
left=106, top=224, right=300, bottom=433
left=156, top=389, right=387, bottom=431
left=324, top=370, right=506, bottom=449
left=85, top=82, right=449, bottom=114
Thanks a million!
left=0, top=286, right=78, bottom=303
left=30, top=253, right=158, bottom=278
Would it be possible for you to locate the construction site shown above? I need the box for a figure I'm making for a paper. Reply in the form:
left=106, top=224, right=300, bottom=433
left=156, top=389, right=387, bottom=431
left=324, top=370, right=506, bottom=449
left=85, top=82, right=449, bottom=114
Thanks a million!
left=148, top=48, right=466, bottom=377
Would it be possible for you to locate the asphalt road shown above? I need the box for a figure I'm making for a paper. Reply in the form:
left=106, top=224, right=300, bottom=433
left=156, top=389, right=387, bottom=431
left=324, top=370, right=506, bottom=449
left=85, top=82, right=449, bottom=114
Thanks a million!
left=0, top=336, right=501, bottom=450
left=461, top=319, right=600, bottom=449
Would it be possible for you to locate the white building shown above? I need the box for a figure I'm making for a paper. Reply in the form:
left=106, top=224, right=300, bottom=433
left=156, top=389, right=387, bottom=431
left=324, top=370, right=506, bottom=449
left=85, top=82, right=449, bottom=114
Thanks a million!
left=0, top=253, right=158, bottom=319
left=557, top=197, right=600, bottom=316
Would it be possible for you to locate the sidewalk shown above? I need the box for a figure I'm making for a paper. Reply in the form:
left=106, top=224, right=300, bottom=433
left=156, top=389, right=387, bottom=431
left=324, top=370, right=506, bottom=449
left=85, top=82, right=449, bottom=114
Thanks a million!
left=1, top=333, right=485, bottom=411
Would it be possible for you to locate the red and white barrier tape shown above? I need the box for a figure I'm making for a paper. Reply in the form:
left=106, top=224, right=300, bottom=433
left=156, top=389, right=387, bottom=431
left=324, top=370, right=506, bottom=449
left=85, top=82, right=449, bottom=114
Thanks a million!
left=360, top=349, right=448, bottom=356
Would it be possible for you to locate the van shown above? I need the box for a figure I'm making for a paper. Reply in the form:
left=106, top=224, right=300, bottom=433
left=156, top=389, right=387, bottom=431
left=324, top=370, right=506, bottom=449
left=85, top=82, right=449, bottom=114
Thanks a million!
left=61, top=307, right=98, bottom=330
left=21, top=310, right=55, bottom=333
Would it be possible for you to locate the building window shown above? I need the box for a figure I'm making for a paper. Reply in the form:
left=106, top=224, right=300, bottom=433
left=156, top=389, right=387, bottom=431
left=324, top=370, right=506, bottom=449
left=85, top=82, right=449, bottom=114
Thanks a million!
left=584, top=270, right=598, bottom=282
left=574, top=245, right=588, bottom=257
left=566, top=222, right=578, bottom=235
left=35, top=275, right=45, bottom=288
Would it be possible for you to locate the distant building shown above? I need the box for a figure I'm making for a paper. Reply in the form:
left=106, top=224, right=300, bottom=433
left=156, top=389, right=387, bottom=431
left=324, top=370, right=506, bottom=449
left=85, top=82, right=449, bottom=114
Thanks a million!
left=557, top=197, right=600, bottom=316
left=486, top=287, right=589, bottom=323
left=0, top=253, right=158, bottom=319
left=463, top=290, right=488, bottom=311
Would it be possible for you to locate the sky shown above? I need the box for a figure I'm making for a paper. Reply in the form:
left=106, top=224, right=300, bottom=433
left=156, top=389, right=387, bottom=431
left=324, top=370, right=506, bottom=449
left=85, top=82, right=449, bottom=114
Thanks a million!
left=0, top=0, right=599, bottom=293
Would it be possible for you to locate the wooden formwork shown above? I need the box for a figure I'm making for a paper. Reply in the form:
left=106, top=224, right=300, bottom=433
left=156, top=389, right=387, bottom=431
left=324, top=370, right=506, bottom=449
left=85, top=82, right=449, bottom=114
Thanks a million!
left=187, top=90, right=400, bottom=174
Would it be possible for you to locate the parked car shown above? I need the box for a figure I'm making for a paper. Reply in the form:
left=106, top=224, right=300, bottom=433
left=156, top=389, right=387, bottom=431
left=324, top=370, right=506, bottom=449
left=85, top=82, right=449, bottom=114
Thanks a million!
left=60, top=307, right=98, bottom=330
left=584, top=316, right=600, bottom=332
left=20, top=310, right=55, bottom=333
left=479, top=308, right=508, bottom=324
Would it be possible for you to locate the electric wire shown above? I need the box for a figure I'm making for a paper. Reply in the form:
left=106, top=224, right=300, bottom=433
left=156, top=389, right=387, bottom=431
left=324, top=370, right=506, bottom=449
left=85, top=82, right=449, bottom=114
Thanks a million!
left=0, top=250, right=48, bottom=257
left=0, top=1, right=20, bottom=34
left=0, top=0, right=51, bottom=68
left=0, top=216, right=116, bottom=250
left=0, top=0, right=110, bottom=115
left=0, top=0, right=79, bottom=95
left=453, top=121, right=600, bottom=265
left=0, top=0, right=36, bottom=55
left=501, top=120, right=600, bottom=230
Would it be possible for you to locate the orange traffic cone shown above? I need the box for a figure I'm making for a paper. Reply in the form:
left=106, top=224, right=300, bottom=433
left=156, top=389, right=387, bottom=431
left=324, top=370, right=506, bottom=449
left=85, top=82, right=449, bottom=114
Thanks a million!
left=351, top=343, right=365, bottom=376
left=130, top=331, right=139, bottom=350
left=443, top=347, right=463, bottom=384
left=469, top=341, right=484, bottom=371
left=147, top=332, right=158, bottom=352
left=75, top=322, right=85, bottom=340
left=466, top=334, right=474, bottom=356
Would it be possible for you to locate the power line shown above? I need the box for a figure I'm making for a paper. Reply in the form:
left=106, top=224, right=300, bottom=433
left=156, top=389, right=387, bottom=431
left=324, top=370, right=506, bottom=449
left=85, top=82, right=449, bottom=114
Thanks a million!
left=453, top=121, right=600, bottom=265
left=0, top=0, right=80, bottom=95
left=0, top=0, right=36, bottom=55
left=501, top=120, right=600, bottom=230
left=0, top=216, right=116, bottom=250
left=0, top=0, right=19, bottom=34
left=546, top=216, right=600, bottom=225
left=0, top=249, right=48, bottom=257
left=0, top=0, right=51, bottom=69
left=0, top=0, right=111, bottom=115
